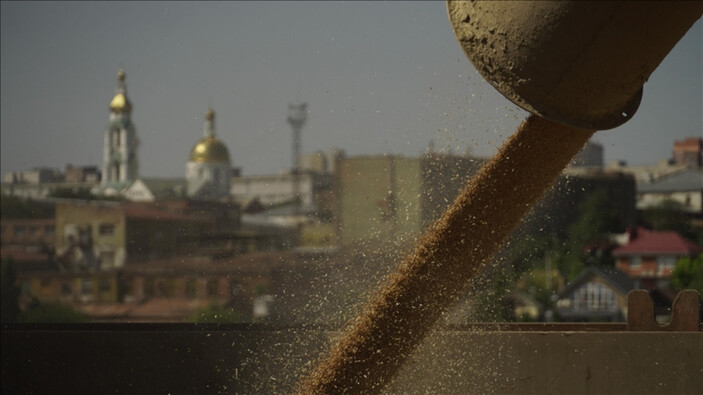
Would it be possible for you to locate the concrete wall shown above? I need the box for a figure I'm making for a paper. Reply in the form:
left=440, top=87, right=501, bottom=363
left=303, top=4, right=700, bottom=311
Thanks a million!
left=337, top=156, right=423, bottom=245
left=337, top=154, right=484, bottom=246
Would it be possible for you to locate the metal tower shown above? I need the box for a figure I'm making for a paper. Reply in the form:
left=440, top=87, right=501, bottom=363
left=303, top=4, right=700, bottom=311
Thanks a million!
left=287, top=102, right=307, bottom=220
left=287, top=102, right=307, bottom=174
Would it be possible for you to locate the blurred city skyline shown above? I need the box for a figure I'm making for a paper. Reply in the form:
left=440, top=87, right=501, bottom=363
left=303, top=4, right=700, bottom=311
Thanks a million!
left=1, top=1, right=701, bottom=178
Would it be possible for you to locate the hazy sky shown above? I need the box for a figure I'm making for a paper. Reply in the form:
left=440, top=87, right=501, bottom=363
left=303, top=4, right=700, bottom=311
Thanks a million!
left=1, top=1, right=701, bottom=178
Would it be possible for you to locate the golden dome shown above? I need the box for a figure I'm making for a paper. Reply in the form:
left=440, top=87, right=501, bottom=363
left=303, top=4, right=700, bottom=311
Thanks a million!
left=109, top=68, right=131, bottom=113
left=189, top=137, right=231, bottom=164
left=110, top=93, right=132, bottom=113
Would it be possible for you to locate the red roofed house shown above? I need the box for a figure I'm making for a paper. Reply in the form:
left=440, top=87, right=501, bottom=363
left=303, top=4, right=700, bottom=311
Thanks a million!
left=612, top=227, right=703, bottom=290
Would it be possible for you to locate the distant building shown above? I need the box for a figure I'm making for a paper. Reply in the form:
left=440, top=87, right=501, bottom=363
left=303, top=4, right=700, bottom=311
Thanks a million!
left=533, top=169, right=637, bottom=239
left=100, top=69, right=139, bottom=195
left=605, top=159, right=688, bottom=184
left=0, top=217, right=56, bottom=267
left=231, top=174, right=337, bottom=250
left=299, top=149, right=344, bottom=175
left=231, top=149, right=343, bottom=210
left=122, top=178, right=186, bottom=202
left=636, top=168, right=703, bottom=214
left=231, top=173, right=316, bottom=207
left=336, top=152, right=484, bottom=246
left=186, top=109, right=233, bottom=200
left=64, top=165, right=101, bottom=183
left=554, top=266, right=634, bottom=322
left=54, top=200, right=211, bottom=271
left=337, top=155, right=421, bottom=246
left=336, top=153, right=639, bottom=247
left=673, top=137, right=702, bottom=167
left=604, top=138, right=701, bottom=185
left=15, top=250, right=318, bottom=322
left=571, top=140, right=604, bottom=168
left=1, top=165, right=100, bottom=199
left=3, top=167, right=63, bottom=185
left=1, top=180, right=100, bottom=200
left=613, top=227, right=703, bottom=290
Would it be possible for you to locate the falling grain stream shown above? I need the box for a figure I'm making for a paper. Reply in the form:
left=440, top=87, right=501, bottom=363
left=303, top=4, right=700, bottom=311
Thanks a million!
left=296, top=115, right=594, bottom=393
left=295, top=0, right=702, bottom=391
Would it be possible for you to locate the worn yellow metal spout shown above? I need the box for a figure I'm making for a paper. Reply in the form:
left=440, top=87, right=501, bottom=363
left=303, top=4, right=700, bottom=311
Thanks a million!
left=448, top=1, right=703, bottom=130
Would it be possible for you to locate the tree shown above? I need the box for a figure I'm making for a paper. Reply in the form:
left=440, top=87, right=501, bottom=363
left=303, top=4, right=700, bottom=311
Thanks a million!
left=1, top=259, right=21, bottom=323
left=466, top=234, right=557, bottom=322
left=19, top=300, right=88, bottom=323
left=671, top=254, right=703, bottom=317
left=566, top=189, right=621, bottom=268
left=464, top=271, right=517, bottom=322
left=642, top=200, right=698, bottom=243
left=671, top=254, right=703, bottom=293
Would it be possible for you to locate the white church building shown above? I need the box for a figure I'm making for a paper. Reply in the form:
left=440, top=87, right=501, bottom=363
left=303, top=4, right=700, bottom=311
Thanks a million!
left=98, top=69, right=140, bottom=196
left=185, top=109, right=233, bottom=200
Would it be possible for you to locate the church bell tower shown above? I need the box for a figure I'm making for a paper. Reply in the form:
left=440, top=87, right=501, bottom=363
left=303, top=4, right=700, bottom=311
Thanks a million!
left=101, top=69, right=139, bottom=191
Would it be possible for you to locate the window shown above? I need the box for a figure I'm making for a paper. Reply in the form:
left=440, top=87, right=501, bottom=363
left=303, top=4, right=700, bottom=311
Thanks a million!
left=99, top=223, right=115, bottom=236
left=185, top=278, right=197, bottom=299
left=100, top=251, right=115, bottom=267
left=629, top=256, right=642, bottom=269
left=572, top=282, right=616, bottom=312
left=61, top=281, right=73, bottom=298
left=14, top=226, right=25, bottom=237
left=157, top=279, right=174, bottom=297
left=99, top=277, right=112, bottom=293
left=122, top=278, right=135, bottom=301
left=206, top=279, right=219, bottom=297
left=144, top=278, right=156, bottom=297
left=44, top=225, right=55, bottom=236
left=658, top=255, right=677, bottom=272
left=113, top=129, right=120, bottom=147
left=81, top=278, right=93, bottom=297
left=28, top=225, right=39, bottom=236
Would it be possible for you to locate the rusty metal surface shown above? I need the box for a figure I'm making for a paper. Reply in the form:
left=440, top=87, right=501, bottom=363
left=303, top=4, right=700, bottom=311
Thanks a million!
left=2, top=323, right=701, bottom=394
left=2, top=291, right=700, bottom=393
left=393, top=330, right=703, bottom=394
left=628, top=289, right=701, bottom=331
